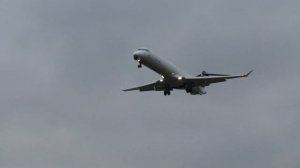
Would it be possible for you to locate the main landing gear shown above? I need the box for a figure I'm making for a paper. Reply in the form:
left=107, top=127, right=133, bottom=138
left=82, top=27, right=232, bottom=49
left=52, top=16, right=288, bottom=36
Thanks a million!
left=185, top=88, right=191, bottom=93
left=164, top=90, right=171, bottom=96
left=138, top=64, right=142, bottom=68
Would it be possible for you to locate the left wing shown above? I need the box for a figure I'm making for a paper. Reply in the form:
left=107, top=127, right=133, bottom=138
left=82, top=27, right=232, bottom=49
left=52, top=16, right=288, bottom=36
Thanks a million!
left=185, top=70, right=253, bottom=86
left=123, top=81, right=165, bottom=92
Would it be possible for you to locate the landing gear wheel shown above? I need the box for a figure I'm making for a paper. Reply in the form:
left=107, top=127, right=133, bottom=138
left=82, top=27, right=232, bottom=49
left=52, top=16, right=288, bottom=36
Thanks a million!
left=164, top=90, right=171, bottom=96
left=138, top=64, right=142, bottom=68
left=185, top=88, right=191, bottom=93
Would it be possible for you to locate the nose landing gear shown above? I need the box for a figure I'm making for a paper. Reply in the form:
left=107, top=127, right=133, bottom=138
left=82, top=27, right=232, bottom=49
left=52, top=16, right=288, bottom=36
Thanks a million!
left=134, top=55, right=142, bottom=68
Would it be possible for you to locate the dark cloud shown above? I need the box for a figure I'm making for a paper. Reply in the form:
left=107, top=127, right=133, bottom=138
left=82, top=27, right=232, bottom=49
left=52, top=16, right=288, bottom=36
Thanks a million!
left=1, top=0, right=300, bottom=168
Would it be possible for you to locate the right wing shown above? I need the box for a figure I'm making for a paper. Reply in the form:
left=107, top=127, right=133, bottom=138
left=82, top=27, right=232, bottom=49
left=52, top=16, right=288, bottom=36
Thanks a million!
left=185, top=70, right=253, bottom=87
left=123, top=81, right=165, bottom=92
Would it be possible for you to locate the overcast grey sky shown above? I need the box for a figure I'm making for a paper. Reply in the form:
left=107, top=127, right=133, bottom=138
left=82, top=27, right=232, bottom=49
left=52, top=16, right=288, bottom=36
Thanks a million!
left=1, top=0, right=300, bottom=168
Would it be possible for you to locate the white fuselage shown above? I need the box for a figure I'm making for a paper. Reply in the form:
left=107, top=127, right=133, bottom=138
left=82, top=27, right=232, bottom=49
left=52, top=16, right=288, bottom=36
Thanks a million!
left=133, top=49, right=191, bottom=80
left=132, top=48, right=207, bottom=94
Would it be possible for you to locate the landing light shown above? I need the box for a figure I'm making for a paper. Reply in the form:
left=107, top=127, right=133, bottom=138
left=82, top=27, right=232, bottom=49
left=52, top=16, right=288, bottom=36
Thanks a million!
left=160, top=76, right=164, bottom=82
left=178, top=76, right=183, bottom=80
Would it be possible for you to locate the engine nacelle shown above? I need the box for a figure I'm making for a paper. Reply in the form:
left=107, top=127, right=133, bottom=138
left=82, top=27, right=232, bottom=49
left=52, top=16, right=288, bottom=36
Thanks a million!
left=188, top=86, right=207, bottom=95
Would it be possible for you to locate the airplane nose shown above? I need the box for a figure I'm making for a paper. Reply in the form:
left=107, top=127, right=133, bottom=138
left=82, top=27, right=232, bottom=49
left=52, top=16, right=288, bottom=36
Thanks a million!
left=133, top=54, right=139, bottom=60
left=133, top=50, right=142, bottom=60
left=133, top=49, right=149, bottom=61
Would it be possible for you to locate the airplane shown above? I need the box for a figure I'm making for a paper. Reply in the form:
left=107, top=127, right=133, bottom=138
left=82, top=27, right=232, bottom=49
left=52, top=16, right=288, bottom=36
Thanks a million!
left=123, top=48, right=253, bottom=96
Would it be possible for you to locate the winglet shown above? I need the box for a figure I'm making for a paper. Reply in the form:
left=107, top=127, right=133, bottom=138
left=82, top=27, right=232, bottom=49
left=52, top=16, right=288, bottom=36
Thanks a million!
left=244, top=70, right=253, bottom=77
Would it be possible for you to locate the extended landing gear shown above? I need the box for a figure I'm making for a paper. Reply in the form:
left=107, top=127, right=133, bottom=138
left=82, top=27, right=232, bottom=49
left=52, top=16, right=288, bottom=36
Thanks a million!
left=138, top=64, right=142, bottom=68
left=164, top=90, right=171, bottom=96
left=185, top=88, right=191, bottom=93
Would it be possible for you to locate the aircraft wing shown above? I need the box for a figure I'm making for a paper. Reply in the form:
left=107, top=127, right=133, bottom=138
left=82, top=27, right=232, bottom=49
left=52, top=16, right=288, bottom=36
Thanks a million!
left=185, top=70, right=253, bottom=86
left=123, top=81, right=165, bottom=91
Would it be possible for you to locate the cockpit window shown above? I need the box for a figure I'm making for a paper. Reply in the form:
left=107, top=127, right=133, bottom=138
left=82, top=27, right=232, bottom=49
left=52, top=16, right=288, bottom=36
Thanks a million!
left=137, top=48, right=150, bottom=52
